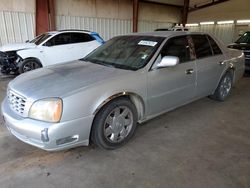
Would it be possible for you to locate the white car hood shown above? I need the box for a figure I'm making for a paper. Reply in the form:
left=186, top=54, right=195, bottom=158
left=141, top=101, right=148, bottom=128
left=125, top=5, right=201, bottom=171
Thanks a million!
left=0, top=43, right=36, bottom=52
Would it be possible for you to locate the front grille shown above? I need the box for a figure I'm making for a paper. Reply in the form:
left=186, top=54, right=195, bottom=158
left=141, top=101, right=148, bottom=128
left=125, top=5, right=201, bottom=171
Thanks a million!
left=7, top=90, right=27, bottom=116
left=244, top=50, right=250, bottom=58
left=244, top=50, right=250, bottom=53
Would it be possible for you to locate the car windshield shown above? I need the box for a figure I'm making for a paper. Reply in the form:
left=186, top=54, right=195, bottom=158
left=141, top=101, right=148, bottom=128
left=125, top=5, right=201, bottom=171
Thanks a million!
left=83, top=35, right=164, bottom=70
left=235, top=32, right=250, bottom=44
left=29, top=33, right=52, bottom=45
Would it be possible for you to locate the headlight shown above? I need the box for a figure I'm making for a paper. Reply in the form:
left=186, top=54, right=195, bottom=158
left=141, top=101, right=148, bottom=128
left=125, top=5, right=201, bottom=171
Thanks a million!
left=29, top=98, right=62, bottom=123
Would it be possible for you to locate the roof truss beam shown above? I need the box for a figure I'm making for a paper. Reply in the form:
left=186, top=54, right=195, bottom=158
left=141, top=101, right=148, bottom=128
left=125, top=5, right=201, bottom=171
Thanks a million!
left=189, top=0, right=230, bottom=12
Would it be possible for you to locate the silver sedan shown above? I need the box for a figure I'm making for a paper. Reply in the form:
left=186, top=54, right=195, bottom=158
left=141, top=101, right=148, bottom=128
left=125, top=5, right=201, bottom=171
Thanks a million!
left=1, top=32, right=245, bottom=151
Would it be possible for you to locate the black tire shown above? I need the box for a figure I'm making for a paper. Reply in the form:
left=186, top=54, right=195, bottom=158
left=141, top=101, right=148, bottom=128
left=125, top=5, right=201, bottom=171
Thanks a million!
left=18, top=59, right=42, bottom=74
left=211, top=71, right=233, bottom=101
left=91, top=98, right=138, bottom=150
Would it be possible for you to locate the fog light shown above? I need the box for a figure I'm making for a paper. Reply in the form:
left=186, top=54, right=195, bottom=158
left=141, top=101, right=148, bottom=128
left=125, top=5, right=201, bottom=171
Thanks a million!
left=41, top=128, right=49, bottom=142
left=56, top=135, right=79, bottom=146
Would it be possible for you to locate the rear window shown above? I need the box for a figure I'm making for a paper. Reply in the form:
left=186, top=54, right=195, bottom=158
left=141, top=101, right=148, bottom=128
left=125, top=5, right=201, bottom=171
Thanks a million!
left=192, top=35, right=213, bottom=59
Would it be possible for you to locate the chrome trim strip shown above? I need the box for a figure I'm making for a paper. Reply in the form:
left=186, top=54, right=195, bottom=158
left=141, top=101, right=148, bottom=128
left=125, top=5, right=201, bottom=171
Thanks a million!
left=93, top=92, right=145, bottom=120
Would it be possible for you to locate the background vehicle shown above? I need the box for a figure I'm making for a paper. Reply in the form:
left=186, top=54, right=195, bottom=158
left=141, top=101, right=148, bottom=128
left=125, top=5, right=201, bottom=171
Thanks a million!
left=228, top=31, right=250, bottom=71
left=155, top=26, right=189, bottom=32
left=0, top=30, right=104, bottom=74
left=1, top=32, right=245, bottom=151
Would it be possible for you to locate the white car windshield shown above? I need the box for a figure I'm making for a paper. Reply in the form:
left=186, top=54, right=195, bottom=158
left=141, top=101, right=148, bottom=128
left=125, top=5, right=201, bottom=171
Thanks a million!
left=29, top=33, right=52, bottom=45
left=83, top=36, right=164, bottom=70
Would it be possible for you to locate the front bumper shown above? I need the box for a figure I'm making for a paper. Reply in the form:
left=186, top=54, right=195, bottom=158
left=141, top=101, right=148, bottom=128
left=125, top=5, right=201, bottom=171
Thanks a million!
left=1, top=98, right=94, bottom=151
left=0, top=51, right=19, bottom=74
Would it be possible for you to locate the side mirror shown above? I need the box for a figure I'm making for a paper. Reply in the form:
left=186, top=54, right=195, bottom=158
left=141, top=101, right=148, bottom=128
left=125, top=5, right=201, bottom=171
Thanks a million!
left=157, top=56, right=179, bottom=68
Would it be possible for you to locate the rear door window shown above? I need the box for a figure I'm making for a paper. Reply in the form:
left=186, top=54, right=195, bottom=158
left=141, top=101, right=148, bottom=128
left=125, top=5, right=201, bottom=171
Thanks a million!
left=70, top=33, right=94, bottom=43
left=191, top=35, right=213, bottom=59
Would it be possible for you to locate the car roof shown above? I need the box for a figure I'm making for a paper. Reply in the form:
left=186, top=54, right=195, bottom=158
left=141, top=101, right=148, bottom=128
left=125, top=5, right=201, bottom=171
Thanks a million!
left=46, top=29, right=92, bottom=35
left=128, top=31, right=208, bottom=38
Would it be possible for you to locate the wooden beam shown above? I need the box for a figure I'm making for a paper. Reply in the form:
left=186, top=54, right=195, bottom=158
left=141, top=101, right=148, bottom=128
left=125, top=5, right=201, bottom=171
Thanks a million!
left=35, top=0, right=55, bottom=35
left=133, top=0, right=139, bottom=32
left=189, top=0, right=229, bottom=12
left=182, top=0, right=189, bottom=26
left=48, top=0, right=55, bottom=31
left=140, top=0, right=183, bottom=8
left=36, top=0, right=49, bottom=35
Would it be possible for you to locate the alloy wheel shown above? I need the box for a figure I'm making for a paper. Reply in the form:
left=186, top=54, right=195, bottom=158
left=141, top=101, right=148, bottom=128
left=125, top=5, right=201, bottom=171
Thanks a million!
left=103, top=106, right=133, bottom=143
left=220, top=75, right=232, bottom=98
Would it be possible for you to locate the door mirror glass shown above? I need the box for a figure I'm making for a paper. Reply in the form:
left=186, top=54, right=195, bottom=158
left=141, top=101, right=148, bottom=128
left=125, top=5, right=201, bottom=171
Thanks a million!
left=157, top=56, right=179, bottom=68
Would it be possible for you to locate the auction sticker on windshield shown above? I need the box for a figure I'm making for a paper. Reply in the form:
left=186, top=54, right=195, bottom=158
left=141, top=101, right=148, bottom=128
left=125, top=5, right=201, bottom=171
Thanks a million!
left=138, top=40, right=158, bottom=47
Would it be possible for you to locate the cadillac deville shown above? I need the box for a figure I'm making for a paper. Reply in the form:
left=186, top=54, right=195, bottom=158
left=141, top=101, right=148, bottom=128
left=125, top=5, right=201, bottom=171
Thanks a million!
left=1, top=32, right=245, bottom=151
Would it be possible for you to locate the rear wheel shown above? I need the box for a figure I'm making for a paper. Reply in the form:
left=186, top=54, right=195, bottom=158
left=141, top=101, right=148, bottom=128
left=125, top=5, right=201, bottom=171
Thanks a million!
left=91, top=98, right=138, bottom=150
left=211, top=71, right=233, bottom=101
left=18, top=59, right=42, bottom=74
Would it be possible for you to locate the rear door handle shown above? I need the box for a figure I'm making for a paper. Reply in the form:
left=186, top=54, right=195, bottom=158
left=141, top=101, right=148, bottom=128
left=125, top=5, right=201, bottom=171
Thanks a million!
left=186, top=69, right=194, bottom=75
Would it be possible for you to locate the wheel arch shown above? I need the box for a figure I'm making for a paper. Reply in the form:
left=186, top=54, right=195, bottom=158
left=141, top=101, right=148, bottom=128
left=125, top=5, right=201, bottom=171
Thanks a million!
left=213, top=66, right=235, bottom=95
left=17, top=49, right=44, bottom=66
left=222, top=66, right=235, bottom=84
left=93, top=92, right=146, bottom=122
left=18, top=57, right=43, bottom=68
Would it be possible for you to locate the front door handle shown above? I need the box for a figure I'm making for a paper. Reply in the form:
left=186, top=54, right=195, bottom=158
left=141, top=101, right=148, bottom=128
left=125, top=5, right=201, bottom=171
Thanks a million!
left=219, top=61, right=225, bottom=65
left=186, top=69, right=194, bottom=75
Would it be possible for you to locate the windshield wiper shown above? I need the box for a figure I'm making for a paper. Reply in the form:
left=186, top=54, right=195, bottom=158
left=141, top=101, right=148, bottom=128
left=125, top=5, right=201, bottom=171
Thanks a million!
left=82, top=58, right=115, bottom=68
left=82, top=58, right=137, bottom=71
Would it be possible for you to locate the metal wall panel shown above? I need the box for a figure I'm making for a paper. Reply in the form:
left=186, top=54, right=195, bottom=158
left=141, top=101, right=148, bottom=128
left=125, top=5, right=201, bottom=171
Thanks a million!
left=214, top=24, right=235, bottom=44
left=187, top=24, right=235, bottom=45
left=0, top=11, right=35, bottom=46
left=0, top=11, right=237, bottom=46
left=56, top=15, right=132, bottom=41
left=187, top=26, right=200, bottom=32
left=56, top=15, right=174, bottom=40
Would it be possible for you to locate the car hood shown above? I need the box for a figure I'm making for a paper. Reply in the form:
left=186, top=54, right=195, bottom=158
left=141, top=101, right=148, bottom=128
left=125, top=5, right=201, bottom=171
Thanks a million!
left=9, top=60, right=133, bottom=100
left=0, top=43, right=36, bottom=52
left=228, top=43, right=250, bottom=50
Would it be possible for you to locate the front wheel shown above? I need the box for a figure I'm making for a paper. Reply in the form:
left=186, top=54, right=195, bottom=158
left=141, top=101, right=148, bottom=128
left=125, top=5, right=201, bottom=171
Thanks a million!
left=91, top=98, right=138, bottom=150
left=211, top=71, right=233, bottom=101
left=18, top=59, right=42, bottom=74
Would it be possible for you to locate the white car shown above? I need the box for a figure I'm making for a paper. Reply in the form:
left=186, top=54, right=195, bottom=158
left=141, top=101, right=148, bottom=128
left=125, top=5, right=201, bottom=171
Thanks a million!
left=0, top=30, right=104, bottom=74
